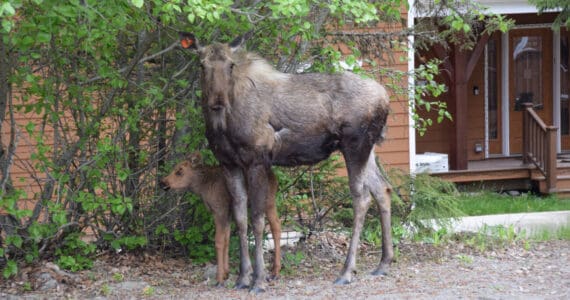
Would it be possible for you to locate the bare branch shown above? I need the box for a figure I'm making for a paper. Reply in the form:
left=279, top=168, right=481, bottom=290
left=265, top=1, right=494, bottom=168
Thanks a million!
left=82, top=41, right=179, bottom=85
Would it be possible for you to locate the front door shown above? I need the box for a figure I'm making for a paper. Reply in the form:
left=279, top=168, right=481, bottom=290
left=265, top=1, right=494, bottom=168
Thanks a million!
left=509, top=28, right=553, bottom=154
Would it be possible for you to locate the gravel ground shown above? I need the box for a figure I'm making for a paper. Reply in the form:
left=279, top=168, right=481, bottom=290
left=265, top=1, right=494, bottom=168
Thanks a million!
left=1, top=232, right=569, bottom=299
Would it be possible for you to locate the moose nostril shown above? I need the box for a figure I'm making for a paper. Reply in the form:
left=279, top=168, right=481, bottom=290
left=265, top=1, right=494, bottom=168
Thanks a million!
left=210, top=104, right=224, bottom=111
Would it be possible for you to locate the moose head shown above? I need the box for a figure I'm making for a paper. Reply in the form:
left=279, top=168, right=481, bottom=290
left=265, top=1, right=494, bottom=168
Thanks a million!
left=179, top=32, right=254, bottom=131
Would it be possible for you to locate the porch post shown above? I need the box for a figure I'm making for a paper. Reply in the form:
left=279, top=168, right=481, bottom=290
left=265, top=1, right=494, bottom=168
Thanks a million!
left=451, top=46, right=469, bottom=170
left=546, top=126, right=558, bottom=193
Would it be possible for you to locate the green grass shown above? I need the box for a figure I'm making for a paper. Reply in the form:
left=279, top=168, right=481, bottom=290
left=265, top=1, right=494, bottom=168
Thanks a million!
left=457, top=192, right=570, bottom=216
left=529, top=224, right=570, bottom=241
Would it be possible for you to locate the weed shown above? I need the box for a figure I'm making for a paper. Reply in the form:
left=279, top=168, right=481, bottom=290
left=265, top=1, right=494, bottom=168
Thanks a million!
left=464, top=231, right=488, bottom=252
left=113, top=273, right=124, bottom=282
left=529, top=224, right=570, bottom=241
left=456, top=254, right=474, bottom=265
left=142, top=286, right=155, bottom=296
left=282, top=251, right=305, bottom=274
left=101, top=284, right=111, bottom=296
left=421, top=227, right=449, bottom=246
left=22, top=282, right=32, bottom=292
left=362, top=218, right=384, bottom=247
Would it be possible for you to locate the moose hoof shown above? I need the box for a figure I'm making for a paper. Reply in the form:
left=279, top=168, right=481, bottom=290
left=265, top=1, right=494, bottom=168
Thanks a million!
left=215, top=282, right=225, bottom=288
left=372, top=263, right=390, bottom=276
left=249, top=284, right=266, bottom=294
left=333, top=277, right=351, bottom=285
left=266, top=274, right=279, bottom=282
left=371, top=268, right=388, bottom=276
left=235, top=282, right=249, bottom=290
left=235, top=273, right=252, bottom=290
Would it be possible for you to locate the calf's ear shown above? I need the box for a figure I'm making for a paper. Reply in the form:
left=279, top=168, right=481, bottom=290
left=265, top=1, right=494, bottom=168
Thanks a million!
left=179, top=32, right=200, bottom=50
left=188, top=151, right=202, bottom=165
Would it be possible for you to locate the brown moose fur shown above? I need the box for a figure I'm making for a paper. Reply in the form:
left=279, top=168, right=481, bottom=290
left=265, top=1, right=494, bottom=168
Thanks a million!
left=160, top=152, right=281, bottom=285
left=179, top=32, right=393, bottom=292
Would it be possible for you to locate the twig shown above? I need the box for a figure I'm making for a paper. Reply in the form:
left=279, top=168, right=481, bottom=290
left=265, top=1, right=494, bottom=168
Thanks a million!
left=82, top=41, right=179, bottom=85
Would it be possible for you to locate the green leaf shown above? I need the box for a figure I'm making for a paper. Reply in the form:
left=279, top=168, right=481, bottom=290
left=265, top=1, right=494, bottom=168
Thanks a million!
left=52, top=211, right=67, bottom=226
left=0, top=2, right=16, bottom=16
left=3, top=260, right=18, bottom=279
left=131, top=0, right=144, bottom=8
left=36, top=32, right=51, bottom=44
left=117, top=169, right=129, bottom=182
left=1, top=19, right=13, bottom=32
left=7, top=235, right=23, bottom=248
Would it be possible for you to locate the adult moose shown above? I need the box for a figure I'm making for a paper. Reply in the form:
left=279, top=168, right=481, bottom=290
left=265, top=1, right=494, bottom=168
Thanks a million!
left=179, top=31, right=393, bottom=293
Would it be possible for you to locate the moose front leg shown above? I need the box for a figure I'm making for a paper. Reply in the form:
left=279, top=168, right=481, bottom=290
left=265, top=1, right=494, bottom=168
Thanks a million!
left=223, top=167, right=252, bottom=289
left=246, top=164, right=270, bottom=293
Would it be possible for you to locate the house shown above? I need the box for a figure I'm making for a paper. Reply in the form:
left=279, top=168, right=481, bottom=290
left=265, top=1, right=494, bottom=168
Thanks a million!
left=2, top=1, right=566, bottom=202
left=390, top=0, right=570, bottom=194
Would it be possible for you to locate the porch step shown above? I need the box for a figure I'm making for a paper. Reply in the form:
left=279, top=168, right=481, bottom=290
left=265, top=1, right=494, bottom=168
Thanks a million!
left=533, top=173, right=570, bottom=195
left=432, top=159, right=570, bottom=196
left=554, top=189, right=570, bottom=198
left=435, top=168, right=530, bottom=183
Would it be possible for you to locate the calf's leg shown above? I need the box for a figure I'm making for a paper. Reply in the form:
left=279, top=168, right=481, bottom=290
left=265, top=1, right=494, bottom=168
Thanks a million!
left=213, top=216, right=230, bottom=286
left=265, top=186, right=281, bottom=280
left=223, top=167, right=252, bottom=289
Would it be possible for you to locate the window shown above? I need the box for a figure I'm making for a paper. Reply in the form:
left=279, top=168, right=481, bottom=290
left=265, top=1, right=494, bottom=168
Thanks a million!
left=513, top=36, right=543, bottom=110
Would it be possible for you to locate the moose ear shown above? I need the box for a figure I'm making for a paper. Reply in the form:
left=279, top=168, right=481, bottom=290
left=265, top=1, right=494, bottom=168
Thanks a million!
left=229, top=30, right=254, bottom=53
left=179, top=32, right=200, bottom=50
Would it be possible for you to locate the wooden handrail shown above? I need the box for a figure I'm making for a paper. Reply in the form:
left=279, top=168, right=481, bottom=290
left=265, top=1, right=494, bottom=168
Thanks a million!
left=522, top=103, right=558, bottom=193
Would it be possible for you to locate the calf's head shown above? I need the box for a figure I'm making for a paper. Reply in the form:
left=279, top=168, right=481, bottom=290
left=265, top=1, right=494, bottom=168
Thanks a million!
left=179, top=32, right=253, bottom=126
left=160, top=152, right=202, bottom=191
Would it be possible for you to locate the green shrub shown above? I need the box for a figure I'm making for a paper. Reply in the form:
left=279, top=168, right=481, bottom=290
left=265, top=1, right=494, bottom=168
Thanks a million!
left=275, top=154, right=350, bottom=232
left=389, top=170, right=464, bottom=234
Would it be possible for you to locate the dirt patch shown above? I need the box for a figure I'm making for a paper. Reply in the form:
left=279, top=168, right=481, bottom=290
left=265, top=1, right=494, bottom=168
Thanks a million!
left=2, top=232, right=569, bottom=299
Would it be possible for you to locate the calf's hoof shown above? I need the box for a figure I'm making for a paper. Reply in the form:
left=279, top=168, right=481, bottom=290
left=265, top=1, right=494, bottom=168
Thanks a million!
left=266, top=274, right=279, bottom=282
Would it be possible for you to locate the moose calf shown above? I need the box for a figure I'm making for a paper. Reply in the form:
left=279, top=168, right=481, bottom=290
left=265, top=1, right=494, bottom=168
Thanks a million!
left=160, top=152, right=281, bottom=285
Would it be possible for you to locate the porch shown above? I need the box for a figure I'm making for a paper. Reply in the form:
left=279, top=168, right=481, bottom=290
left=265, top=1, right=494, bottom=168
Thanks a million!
left=431, top=105, right=570, bottom=196
left=432, top=155, right=570, bottom=196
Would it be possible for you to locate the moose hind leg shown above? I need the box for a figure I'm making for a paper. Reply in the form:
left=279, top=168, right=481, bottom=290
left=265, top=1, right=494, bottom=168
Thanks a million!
left=365, top=152, right=394, bottom=276
left=334, top=159, right=371, bottom=285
